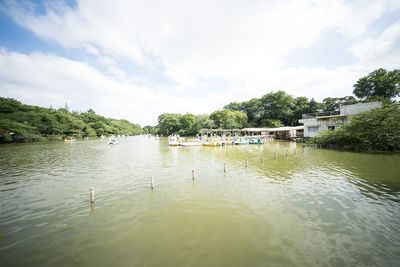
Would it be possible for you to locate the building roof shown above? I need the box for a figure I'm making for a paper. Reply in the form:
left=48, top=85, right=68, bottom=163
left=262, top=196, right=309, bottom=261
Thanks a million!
left=200, top=128, right=242, bottom=132
left=242, top=126, right=304, bottom=132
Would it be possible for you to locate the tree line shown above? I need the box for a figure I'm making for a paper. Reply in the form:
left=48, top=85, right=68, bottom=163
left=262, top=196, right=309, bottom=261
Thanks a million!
left=0, top=98, right=142, bottom=143
left=150, top=68, right=399, bottom=136
left=1, top=68, right=398, bottom=144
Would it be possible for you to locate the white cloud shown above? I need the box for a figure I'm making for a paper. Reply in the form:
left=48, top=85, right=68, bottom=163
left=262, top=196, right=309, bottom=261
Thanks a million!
left=0, top=50, right=222, bottom=125
left=350, top=21, right=400, bottom=68
left=1, top=0, right=400, bottom=124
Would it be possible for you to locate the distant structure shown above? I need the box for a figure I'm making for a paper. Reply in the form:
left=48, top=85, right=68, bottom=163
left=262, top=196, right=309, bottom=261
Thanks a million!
left=242, top=126, right=304, bottom=140
left=201, top=126, right=304, bottom=141
left=299, top=101, right=381, bottom=138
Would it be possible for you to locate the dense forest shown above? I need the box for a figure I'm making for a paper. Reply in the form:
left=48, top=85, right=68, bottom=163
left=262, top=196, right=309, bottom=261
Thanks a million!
left=0, top=98, right=142, bottom=143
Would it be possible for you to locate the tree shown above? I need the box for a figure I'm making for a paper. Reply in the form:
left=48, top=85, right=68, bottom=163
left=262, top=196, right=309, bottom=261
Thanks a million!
left=224, top=92, right=321, bottom=126
left=224, top=98, right=262, bottom=126
left=0, top=97, right=143, bottom=143
left=292, top=97, right=311, bottom=124
left=157, top=113, right=182, bottom=135
left=259, top=118, right=283, bottom=128
left=179, top=113, right=197, bottom=136
left=322, top=96, right=358, bottom=112
left=308, top=98, right=320, bottom=113
left=259, top=91, right=295, bottom=125
left=195, top=114, right=215, bottom=130
left=353, top=68, right=400, bottom=100
left=143, top=125, right=158, bottom=135
left=210, top=110, right=247, bottom=129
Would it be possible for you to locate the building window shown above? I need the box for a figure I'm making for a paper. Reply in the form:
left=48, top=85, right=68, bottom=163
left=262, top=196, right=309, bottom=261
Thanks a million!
left=328, top=126, right=335, bottom=131
left=308, top=126, right=319, bottom=132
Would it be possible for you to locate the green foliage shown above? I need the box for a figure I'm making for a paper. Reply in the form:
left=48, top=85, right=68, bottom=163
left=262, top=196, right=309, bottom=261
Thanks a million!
left=143, top=125, right=158, bottom=135
left=224, top=98, right=262, bottom=126
left=195, top=114, right=215, bottom=130
left=0, top=97, right=142, bottom=143
left=224, top=91, right=316, bottom=126
left=259, top=91, right=295, bottom=125
left=311, top=104, right=400, bottom=152
left=157, top=113, right=182, bottom=135
left=353, top=68, right=400, bottom=100
left=179, top=113, right=197, bottom=136
left=157, top=113, right=218, bottom=136
left=210, top=109, right=247, bottom=129
left=0, top=119, right=41, bottom=142
left=258, top=119, right=283, bottom=128
left=321, top=96, right=358, bottom=112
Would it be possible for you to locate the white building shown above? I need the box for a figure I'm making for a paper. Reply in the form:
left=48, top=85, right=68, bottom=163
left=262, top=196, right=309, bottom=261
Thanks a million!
left=299, top=101, right=381, bottom=138
left=242, top=126, right=304, bottom=140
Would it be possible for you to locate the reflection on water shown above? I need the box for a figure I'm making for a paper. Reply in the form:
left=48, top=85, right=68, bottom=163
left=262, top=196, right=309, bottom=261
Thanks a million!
left=0, top=137, right=399, bottom=267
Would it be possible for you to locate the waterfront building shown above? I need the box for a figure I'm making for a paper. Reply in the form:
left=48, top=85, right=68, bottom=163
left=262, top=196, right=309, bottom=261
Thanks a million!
left=242, top=126, right=304, bottom=140
left=299, top=101, right=381, bottom=138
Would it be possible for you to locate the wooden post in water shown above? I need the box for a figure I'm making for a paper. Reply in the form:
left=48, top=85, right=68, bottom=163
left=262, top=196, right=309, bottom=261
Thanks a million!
left=285, top=150, right=288, bottom=158
left=89, top=187, right=95, bottom=203
left=224, top=163, right=226, bottom=172
left=245, top=159, right=248, bottom=168
left=192, top=169, right=195, bottom=180
left=274, top=151, right=277, bottom=159
left=151, top=176, right=155, bottom=189
left=294, top=148, right=297, bottom=155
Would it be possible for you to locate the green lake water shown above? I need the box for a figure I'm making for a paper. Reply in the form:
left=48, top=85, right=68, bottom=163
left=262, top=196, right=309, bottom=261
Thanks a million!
left=0, top=136, right=399, bottom=266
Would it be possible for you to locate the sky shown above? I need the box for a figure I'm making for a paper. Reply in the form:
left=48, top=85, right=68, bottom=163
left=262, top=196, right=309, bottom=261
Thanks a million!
left=0, top=0, right=399, bottom=125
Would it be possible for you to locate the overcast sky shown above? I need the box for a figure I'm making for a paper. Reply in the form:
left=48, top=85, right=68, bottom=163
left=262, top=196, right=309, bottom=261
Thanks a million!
left=0, top=0, right=399, bottom=125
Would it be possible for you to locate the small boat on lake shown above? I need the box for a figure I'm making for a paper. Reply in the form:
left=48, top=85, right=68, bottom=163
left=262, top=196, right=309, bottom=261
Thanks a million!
left=64, top=137, right=77, bottom=143
left=203, top=141, right=218, bottom=147
left=168, top=135, right=180, bottom=146
left=203, top=137, right=221, bottom=147
left=109, top=139, right=119, bottom=145
left=234, top=137, right=248, bottom=145
left=249, top=137, right=264, bottom=144
left=179, top=141, right=203, bottom=147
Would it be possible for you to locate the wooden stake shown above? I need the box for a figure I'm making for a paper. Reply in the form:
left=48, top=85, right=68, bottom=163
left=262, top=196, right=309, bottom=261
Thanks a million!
left=89, top=187, right=95, bottom=203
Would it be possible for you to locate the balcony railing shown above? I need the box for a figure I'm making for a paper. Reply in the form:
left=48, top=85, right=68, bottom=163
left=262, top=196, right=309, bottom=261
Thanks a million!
left=301, top=110, right=340, bottom=119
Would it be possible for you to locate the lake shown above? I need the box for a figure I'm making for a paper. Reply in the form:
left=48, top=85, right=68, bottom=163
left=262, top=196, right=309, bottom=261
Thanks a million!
left=0, top=136, right=399, bottom=266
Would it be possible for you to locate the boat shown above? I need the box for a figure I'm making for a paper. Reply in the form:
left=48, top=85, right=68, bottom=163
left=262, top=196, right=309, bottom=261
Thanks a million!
left=168, top=135, right=180, bottom=146
left=203, top=141, right=218, bottom=147
left=179, top=141, right=203, bottom=147
left=178, top=138, right=203, bottom=147
left=203, top=137, right=221, bottom=147
left=234, top=137, right=248, bottom=145
left=169, top=141, right=180, bottom=146
left=109, top=139, right=119, bottom=145
left=249, top=137, right=264, bottom=144
left=64, top=137, right=77, bottom=143
left=220, top=137, right=232, bottom=146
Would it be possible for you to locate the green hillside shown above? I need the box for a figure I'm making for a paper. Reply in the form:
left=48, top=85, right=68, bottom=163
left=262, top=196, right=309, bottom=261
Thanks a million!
left=0, top=97, right=142, bottom=143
